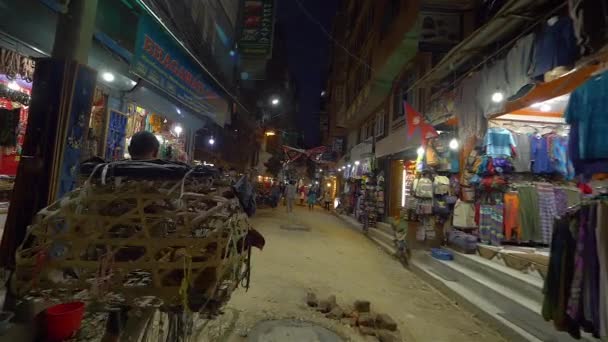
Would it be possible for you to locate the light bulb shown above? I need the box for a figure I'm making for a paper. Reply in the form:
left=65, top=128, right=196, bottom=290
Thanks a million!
left=354, top=160, right=360, bottom=165
left=417, top=146, right=425, bottom=156
left=208, top=137, right=215, bottom=145
left=347, top=164, right=351, bottom=168
left=449, top=138, right=459, bottom=150
left=102, top=72, right=115, bottom=82
left=491, top=92, right=504, bottom=103
left=540, top=104, right=552, bottom=112
left=173, top=125, right=183, bottom=136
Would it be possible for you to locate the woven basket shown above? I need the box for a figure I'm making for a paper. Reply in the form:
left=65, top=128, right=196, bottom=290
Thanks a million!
left=14, top=162, right=253, bottom=314
left=502, top=254, right=531, bottom=271
left=477, top=245, right=499, bottom=260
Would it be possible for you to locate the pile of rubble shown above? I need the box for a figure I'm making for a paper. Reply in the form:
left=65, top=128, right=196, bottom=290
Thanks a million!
left=306, top=292, right=401, bottom=342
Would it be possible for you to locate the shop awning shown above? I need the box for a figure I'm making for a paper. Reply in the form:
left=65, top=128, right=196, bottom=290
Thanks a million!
left=415, top=0, right=556, bottom=89
left=124, top=83, right=209, bottom=130
left=349, top=142, right=373, bottom=163
left=495, top=48, right=608, bottom=117
left=375, top=125, right=421, bottom=158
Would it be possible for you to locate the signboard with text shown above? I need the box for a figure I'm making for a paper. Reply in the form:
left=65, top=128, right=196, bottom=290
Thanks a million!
left=131, top=15, right=220, bottom=118
left=238, top=0, right=275, bottom=57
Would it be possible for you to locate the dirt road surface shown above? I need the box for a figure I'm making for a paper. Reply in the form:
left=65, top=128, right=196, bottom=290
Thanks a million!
left=197, top=207, right=507, bottom=342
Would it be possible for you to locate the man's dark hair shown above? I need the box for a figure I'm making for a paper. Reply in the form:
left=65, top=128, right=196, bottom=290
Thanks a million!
left=128, top=131, right=160, bottom=159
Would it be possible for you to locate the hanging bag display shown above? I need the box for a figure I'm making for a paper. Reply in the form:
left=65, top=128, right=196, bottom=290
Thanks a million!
left=453, top=199, right=477, bottom=228
left=415, top=177, right=434, bottom=198
left=461, top=186, right=476, bottom=202
left=433, top=199, right=451, bottom=215
left=433, top=176, right=450, bottom=195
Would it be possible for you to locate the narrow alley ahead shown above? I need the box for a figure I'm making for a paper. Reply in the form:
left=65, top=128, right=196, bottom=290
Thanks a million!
left=198, top=207, right=506, bottom=342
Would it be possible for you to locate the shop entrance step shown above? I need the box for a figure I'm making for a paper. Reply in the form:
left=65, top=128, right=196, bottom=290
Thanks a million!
left=448, top=249, right=544, bottom=304
left=376, top=221, right=393, bottom=236
left=367, top=227, right=394, bottom=247
left=410, top=250, right=592, bottom=342
left=367, top=228, right=397, bottom=256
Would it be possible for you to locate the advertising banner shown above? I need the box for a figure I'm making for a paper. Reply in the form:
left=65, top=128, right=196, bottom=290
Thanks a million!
left=239, top=0, right=275, bottom=57
left=132, top=15, right=220, bottom=119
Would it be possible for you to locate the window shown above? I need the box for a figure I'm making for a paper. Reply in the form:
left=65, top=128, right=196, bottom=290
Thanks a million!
left=359, top=124, right=366, bottom=143
left=367, top=119, right=375, bottom=139
left=392, top=72, right=416, bottom=122
left=375, top=110, right=385, bottom=137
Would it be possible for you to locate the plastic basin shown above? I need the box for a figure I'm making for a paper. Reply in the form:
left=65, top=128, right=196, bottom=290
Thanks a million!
left=45, top=302, right=85, bottom=341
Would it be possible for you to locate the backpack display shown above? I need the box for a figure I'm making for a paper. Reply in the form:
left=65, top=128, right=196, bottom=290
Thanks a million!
left=453, top=199, right=477, bottom=228
left=434, top=176, right=450, bottom=195
left=415, top=177, right=434, bottom=198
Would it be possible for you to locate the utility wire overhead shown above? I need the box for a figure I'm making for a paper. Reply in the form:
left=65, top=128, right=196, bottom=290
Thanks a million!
left=293, top=0, right=375, bottom=72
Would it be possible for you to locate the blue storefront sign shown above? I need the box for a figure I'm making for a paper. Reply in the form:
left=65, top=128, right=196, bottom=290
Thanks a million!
left=131, top=15, right=220, bottom=119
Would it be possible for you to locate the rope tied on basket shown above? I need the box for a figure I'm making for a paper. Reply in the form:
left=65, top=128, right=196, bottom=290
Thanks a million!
left=179, top=253, right=193, bottom=312
left=94, top=251, right=115, bottom=297
left=32, top=248, right=48, bottom=289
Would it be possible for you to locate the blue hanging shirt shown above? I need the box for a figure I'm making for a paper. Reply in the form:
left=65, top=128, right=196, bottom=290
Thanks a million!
left=531, top=136, right=553, bottom=174
left=484, top=127, right=516, bottom=157
left=565, top=71, right=608, bottom=160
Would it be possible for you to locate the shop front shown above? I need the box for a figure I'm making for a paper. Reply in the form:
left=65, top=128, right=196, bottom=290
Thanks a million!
left=336, top=141, right=384, bottom=228
left=417, top=13, right=608, bottom=338
left=0, top=48, right=34, bottom=217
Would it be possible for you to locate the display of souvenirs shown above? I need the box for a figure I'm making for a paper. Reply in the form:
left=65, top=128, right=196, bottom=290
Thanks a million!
left=105, top=110, right=128, bottom=161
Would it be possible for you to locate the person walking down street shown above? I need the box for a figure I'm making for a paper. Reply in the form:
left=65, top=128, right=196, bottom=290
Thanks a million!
left=280, top=182, right=286, bottom=206
left=324, top=189, right=332, bottom=211
left=284, top=181, right=297, bottom=213
left=307, top=187, right=317, bottom=211
left=299, top=185, right=306, bottom=206
left=270, top=182, right=281, bottom=210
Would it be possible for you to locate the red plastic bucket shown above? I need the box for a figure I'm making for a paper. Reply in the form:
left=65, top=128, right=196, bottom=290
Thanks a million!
left=45, top=301, right=85, bottom=341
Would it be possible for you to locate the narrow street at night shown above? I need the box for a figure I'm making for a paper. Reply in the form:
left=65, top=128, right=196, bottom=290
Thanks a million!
left=1, top=0, right=608, bottom=340
left=196, top=207, right=505, bottom=342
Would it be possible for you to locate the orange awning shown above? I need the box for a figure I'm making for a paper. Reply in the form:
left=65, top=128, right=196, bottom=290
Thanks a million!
left=502, top=48, right=608, bottom=115
left=504, top=64, right=598, bottom=114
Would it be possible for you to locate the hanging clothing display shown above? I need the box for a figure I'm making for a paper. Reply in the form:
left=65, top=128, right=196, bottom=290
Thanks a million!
left=503, top=192, right=521, bottom=241
left=531, top=16, right=578, bottom=79
left=483, top=127, right=516, bottom=157
left=543, top=200, right=607, bottom=339
left=531, top=135, right=553, bottom=174
left=511, top=132, right=531, bottom=172
left=455, top=72, right=486, bottom=140
left=479, top=203, right=504, bottom=246
left=566, top=71, right=608, bottom=160
left=536, top=182, right=558, bottom=244
left=517, top=185, right=541, bottom=242
left=504, top=33, right=535, bottom=96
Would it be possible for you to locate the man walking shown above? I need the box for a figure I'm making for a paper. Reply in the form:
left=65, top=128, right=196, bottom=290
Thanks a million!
left=284, top=180, right=297, bottom=213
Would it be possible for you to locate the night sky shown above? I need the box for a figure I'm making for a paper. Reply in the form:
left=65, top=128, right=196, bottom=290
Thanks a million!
left=277, top=0, right=339, bottom=147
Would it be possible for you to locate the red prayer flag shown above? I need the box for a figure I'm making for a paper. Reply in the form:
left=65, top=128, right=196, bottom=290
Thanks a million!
left=404, top=101, right=438, bottom=142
